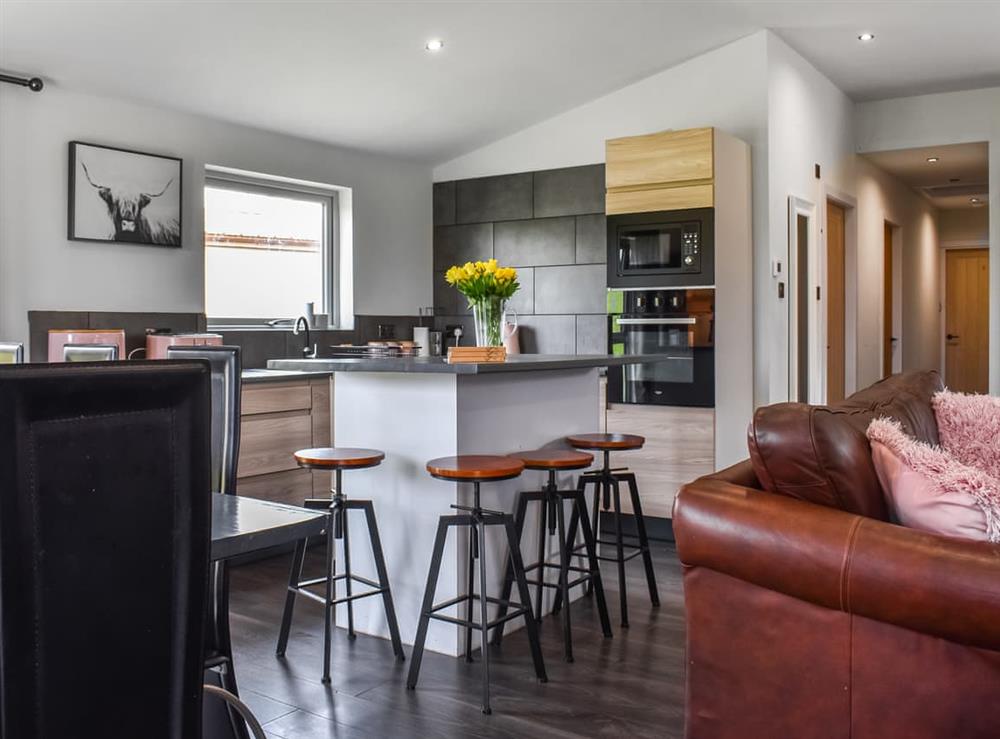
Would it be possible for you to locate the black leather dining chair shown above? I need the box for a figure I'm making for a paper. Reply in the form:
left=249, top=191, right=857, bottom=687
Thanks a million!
left=166, top=345, right=246, bottom=737
left=0, top=361, right=264, bottom=739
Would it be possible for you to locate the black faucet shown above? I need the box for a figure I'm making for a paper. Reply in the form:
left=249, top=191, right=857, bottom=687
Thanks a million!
left=293, top=316, right=316, bottom=358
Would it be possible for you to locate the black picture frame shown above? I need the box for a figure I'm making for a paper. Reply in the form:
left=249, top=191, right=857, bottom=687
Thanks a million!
left=68, top=141, right=183, bottom=248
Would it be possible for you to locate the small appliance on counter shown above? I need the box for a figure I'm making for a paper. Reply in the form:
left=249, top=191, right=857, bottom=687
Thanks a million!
left=607, top=287, right=714, bottom=407
left=413, top=326, right=431, bottom=357
left=47, top=329, right=126, bottom=363
left=145, top=331, right=223, bottom=359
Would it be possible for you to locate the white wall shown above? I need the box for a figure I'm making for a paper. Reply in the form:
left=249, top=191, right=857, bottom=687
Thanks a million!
left=939, top=208, right=989, bottom=244
left=856, top=87, right=1000, bottom=393
left=765, top=34, right=857, bottom=401
left=435, top=32, right=771, bottom=410
left=0, top=85, right=432, bottom=346
left=855, top=157, right=940, bottom=382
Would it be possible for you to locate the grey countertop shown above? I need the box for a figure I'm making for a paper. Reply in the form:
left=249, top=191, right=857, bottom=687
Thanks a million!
left=241, top=368, right=334, bottom=384
left=266, top=354, right=668, bottom=375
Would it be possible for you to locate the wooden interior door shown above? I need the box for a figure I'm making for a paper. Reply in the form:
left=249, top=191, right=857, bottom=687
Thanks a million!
left=826, top=202, right=846, bottom=402
left=883, top=223, right=894, bottom=377
left=945, top=248, right=990, bottom=393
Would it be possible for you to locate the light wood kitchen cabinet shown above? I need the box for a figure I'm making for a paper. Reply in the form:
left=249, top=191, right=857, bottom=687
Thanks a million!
left=605, top=127, right=715, bottom=214
left=604, top=404, right=714, bottom=519
left=236, top=376, right=333, bottom=505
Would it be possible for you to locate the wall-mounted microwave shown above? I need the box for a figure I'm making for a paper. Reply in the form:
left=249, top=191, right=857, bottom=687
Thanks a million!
left=607, top=207, right=715, bottom=289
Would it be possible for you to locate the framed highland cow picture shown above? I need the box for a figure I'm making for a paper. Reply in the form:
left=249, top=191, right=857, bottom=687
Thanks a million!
left=68, top=141, right=182, bottom=247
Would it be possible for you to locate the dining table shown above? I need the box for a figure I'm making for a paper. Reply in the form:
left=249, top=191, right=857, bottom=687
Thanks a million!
left=205, top=494, right=328, bottom=739
left=211, top=493, right=328, bottom=561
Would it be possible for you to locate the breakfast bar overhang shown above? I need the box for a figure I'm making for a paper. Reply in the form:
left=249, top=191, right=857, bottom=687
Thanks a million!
left=267, top=354, right=663, bottom=656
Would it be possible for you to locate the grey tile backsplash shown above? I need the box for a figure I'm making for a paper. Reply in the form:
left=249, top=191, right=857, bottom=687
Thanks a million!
left=456, top=173, right=533, bottom=224
left=532, top=164, right=605, bottom=218
left=494, top=217, right=575, bottom=267
left=433, top=163, right=607, bottom=355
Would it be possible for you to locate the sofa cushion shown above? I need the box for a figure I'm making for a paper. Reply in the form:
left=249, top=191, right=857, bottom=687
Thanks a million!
left=933, top=389, right=1000, bottom=480
left=747, top=371, right=943, bottom=520
left=868, top=418, right=1000, bottom=542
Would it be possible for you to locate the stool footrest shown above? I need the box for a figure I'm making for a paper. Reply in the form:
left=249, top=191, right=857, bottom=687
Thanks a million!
left=523, top=561, right=591, bottom=576
left=594, top=550, right=643, bottom=564
left=525, top=574, right=591, bottom=591
left=428, top=603, right=530, bottom=632
left=568, top=533, right=643, bottom=554
left=293, top=586, right=389, bottom=608
left=297, top=573, right=381, bottom=590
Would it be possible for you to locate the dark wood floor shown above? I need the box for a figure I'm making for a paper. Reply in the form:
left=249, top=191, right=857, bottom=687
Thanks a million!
left=229, top=540, right=685, bottom=738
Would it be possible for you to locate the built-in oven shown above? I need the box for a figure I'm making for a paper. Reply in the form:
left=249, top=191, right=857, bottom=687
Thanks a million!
left=607, top=288, right=714, bottom=407
left=607, top=208, right=715, bottom=289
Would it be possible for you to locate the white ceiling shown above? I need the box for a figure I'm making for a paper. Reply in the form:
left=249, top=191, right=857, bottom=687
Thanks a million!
left=864, top=142, right=989, bottom=210
left=2, top=1, right=999, bottom=164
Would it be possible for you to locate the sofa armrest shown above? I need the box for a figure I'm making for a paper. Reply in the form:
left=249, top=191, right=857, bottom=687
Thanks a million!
left=674, top=475, right=1000, bottom=651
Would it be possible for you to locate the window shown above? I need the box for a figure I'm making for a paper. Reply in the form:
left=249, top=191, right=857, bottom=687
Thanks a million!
left=204, top=174, right=336, bottom=323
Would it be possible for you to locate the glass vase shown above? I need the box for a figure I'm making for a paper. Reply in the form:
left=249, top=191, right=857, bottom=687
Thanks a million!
left=470, top=296, right=506, bottom=347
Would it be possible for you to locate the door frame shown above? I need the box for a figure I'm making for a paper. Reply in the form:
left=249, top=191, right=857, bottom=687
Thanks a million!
left=788, top=195, right=822, bottom=404
left=820, top=185, right=858, bottom=399
left=939, top=240, right=990, bottom=384
left=883, top=222, right=903, bottom=376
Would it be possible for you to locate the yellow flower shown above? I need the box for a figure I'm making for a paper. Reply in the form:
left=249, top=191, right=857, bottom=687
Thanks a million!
left=485, top=258, right=498, bottom=273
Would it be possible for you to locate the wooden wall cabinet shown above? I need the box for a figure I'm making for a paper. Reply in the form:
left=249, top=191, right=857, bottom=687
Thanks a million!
left=236, top=377, right=332, bottom=505
left=605, top=127, right=715, bottom=214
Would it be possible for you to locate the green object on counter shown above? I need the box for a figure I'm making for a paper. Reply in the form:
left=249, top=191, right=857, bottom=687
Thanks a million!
left=606, top=289, right=623, bottom=314
left=612, top=342, right=625, bottom=356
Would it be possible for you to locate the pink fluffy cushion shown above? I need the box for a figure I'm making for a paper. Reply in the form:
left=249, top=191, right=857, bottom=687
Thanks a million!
left=867, top=418, right=1000, bottom=542
left=932, top=389, right=1000, bottom=480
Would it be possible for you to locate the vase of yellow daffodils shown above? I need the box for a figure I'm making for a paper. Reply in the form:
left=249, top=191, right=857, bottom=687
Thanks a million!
left=445, top=259, right=520, bottom=347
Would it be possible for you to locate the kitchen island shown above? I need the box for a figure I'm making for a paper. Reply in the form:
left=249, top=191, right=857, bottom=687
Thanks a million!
left=267, top=354, right=662, bottom=656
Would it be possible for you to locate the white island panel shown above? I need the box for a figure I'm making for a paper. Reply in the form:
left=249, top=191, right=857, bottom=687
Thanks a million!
left=333, top=367, right=599, bottom=656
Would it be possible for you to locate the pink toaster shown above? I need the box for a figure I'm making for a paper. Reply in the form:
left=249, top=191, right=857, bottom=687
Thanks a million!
left=145, top=333, right=224, bottom=359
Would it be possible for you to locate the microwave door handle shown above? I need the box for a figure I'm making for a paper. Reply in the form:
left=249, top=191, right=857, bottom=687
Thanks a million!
left=616, top=317, right=698, bottom=325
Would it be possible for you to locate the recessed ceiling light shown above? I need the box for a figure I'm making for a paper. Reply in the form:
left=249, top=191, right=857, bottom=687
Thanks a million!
left=926, top=157, right=939, bottom=163
left=970, top=197, right=982, bottom=204
left=425, top=39, right=444, bottom=52
left=857, top=32, right=876, bottom=42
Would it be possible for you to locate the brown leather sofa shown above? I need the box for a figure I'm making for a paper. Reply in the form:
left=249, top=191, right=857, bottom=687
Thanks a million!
left=674, top=371, right=1000, bottom=739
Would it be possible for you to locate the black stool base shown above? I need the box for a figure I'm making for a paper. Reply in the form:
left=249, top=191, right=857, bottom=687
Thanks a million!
left=559, top=461, right=659, bottom=628
left=407, top=487, right=547, bottom=716
left=491, top=476, right=612, bottom=663
left=276, top=493, right=405, bottom=683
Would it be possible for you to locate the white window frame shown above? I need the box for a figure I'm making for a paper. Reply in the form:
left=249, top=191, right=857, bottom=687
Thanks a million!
left=204, top=171, right=339, bottom=327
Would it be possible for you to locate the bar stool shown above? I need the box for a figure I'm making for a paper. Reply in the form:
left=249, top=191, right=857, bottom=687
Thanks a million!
left=276, top=447, right=404, bottom=683
left=491, top=449, right=612, bottom=662
left=407, top=455, right=547, bottom=715
left=561, top=433, right=659, bottom=628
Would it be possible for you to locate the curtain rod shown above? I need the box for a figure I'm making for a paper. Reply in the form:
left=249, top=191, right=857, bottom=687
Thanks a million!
left=0, top=72, right=44, bottom=92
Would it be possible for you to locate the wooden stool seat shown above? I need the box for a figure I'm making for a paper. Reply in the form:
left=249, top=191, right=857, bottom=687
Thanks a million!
left=566, top=433, right=644, bottom=451
left=508, top=449, right=594, bottom=470
left=294, top=447, right=385, bottom=469
left=426, top=455, right=525, bottom=481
